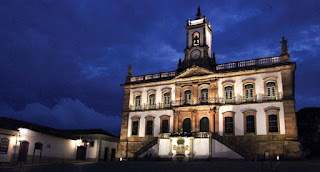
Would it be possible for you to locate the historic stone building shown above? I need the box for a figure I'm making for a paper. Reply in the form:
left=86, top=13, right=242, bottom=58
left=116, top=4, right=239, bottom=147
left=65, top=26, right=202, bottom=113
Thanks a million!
left=117, top=7, right=302, bottom=160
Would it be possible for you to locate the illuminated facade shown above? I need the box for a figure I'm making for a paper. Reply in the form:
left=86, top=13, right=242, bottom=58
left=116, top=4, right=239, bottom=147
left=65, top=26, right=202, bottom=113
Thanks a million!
left=0, top=117, right=119, bottom=164
left=117, top=7, right=302, bottom=160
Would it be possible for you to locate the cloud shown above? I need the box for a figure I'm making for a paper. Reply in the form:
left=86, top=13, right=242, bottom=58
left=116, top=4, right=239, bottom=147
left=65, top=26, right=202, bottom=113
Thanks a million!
left=0, top=98, right=121, bottom=136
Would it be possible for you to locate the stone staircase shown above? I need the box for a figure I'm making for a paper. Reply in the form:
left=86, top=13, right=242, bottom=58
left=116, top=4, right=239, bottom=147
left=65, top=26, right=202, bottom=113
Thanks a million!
left=212, top=133, right=254, bottom=160
left=133, top=137, right=158, bottom=159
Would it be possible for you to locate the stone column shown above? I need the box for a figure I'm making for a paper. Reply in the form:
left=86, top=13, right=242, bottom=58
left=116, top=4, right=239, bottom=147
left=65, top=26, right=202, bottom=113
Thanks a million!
left=209, top=110, right=214, bottom=132
left=191, top=109, right=197, bottom=132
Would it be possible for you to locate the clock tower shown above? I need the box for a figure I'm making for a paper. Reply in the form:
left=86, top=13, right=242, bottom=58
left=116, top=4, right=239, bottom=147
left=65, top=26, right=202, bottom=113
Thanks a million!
left=178, top=6, right=216, bottom=73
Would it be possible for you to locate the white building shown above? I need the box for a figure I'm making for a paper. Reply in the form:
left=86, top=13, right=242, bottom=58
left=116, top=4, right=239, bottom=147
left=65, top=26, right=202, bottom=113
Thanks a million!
left=0, top=117, right=119, bottom=165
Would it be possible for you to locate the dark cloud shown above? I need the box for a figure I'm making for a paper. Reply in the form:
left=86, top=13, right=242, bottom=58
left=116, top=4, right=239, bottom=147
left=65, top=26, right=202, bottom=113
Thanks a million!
left=0, top=0, right=319, bottom=135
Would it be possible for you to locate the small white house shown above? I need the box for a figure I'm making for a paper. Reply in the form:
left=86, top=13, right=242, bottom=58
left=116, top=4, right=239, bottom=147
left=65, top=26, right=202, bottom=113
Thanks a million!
left=0, top=117, right=119, bottom=165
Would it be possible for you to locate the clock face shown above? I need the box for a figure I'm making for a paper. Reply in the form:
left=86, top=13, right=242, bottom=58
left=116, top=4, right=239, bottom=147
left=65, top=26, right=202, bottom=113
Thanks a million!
left=190, top=49, right=201, bottom=59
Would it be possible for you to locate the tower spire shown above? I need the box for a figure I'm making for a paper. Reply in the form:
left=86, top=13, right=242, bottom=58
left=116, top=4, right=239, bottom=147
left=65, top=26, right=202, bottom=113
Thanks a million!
left=195, top=5, right=203, bottom=19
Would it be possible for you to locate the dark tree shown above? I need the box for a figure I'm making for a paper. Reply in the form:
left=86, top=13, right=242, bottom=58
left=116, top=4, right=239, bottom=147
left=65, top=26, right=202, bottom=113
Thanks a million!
left=296, top=107, right=320, bottom=157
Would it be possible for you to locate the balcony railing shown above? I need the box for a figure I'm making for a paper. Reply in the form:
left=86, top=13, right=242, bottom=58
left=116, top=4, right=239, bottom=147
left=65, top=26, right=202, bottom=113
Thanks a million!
left=216, top=56, right=282, bottom=70
left=129, top=93, right=282, bottom=111
left=158, top=132, right=212, bottom=138
left=130, top=71, right=176, bottom=83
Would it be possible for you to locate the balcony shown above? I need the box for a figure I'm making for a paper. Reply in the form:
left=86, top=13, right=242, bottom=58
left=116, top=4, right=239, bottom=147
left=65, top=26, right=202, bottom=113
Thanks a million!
left=129, top=103, right=172, bottom=111
left=216, top=56, right=282, bottom=71
left=159, top=132, right=212, bottom=139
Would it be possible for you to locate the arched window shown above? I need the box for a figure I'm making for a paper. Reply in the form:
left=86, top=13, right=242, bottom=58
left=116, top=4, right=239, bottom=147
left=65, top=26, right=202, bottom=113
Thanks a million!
left=0, top=138, right=9, bottom=154
left=246, top=115, right=255, bottom=133
left=266, top=82, right=276, bottom=100
left=200, top=117, right=209, bottom=132
left=192, top=32, right=200, bottom=46
left=245, top=84, right=254, bottom=101
left=163, top=92, right=170, bottom=108
left=183, top=118, right=191, bottom=133
left=184, top=90, right=191, bottom=104
left=225, top=86, right=233, bottom=103
left=135, top=95, right=141, bottom=109
left=268, top=114, right=278, bottom=132
left=149, top=94, right=155, bottom=109
left=201, top=89, right=208, bottom=103
left=161, top=120, right=169, bottom=133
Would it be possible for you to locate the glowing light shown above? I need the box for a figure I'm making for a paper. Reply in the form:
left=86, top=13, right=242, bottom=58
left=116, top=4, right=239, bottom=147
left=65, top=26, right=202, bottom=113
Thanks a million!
left=120, top=157, right=123, bottom=161
left=18, top=128, right=28, bottom=136
left=75, top=139, right=82, bottom=146
left=276, top=155, right=280, bottom=161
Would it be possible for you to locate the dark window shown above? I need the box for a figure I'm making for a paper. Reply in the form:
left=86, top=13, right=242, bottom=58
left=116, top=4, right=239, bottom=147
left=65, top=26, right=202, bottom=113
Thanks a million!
left=225, top=117, right=234, bottom=134
left=89, top=141, right=94, bottom=147
left=268, top=115, right=278, bottom=132
left=132, top=121, right=139, bottom=135
left=0, top=138, right=9, bottom=154
left=200, top=117, right=209, bottom=132
left=246, top=116, right=255, bottom=133
left=34, top=142, right=43, bottom=150
left=146, top=120, right=153, bottom=135
left=183, top=118, right=191, bottom=133
left=161, top=120, right=169, bottom=133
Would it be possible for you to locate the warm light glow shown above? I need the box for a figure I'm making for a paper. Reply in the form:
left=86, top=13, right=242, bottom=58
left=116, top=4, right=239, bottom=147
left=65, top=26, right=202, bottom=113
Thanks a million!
left=120, top=157, right=123, bottom=161
left=276, top=155, right=280, bottom=161
left=76, top=139, right=82, bottom=146
left=18, top=128, right=28, bottom=136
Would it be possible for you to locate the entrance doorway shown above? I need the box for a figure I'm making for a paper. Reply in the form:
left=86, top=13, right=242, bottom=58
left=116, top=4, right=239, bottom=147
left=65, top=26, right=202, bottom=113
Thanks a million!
left=104, top=147, right=109, bottom=161
left=111, top=148, right=116, bottom=161
left=76, top=146, right=87, bottom=160
left=183, top=118, right=191, bottom=133
left=18, top=141, right=29, bottom=163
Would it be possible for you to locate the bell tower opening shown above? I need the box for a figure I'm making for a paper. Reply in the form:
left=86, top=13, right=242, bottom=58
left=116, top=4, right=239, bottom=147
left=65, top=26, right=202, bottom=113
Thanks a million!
left=178, top=6, right=216, bottom=73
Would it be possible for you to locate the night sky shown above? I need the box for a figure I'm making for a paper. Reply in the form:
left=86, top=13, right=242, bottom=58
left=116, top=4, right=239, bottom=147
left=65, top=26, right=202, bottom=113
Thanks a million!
left=0, top=1, right=319, bottom=136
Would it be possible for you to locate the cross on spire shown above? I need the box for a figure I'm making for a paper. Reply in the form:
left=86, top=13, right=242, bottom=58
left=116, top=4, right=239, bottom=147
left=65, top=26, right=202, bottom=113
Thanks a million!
left=195, top=6, right=203, bottom=19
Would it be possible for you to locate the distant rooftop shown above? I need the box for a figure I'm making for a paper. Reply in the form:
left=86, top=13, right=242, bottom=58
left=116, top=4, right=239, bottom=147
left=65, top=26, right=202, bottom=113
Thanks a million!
left=0, top=117, right=118, bottom=139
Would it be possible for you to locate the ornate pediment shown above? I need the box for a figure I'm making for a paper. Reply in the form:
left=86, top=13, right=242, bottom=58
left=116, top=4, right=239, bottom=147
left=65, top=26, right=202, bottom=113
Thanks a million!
left=175, top=65, right=214, bottom=79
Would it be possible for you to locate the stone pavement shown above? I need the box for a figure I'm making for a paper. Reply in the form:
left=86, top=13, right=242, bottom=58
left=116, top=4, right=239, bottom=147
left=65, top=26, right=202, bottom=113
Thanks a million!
left=2, top=159, right=320, bottom=172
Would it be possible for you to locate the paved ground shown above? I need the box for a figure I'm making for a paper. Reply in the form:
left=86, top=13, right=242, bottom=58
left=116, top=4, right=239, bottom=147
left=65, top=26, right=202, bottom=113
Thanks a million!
left=2, top=160, right=320, bottom=172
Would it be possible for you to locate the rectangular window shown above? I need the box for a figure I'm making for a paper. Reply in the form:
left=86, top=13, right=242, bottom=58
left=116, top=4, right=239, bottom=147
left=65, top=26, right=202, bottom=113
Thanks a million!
left=0, top=138, right=9, bottom=154
left=132, top=121, right=139, bottom=136
left=161, top=120, right=169, bottom=133
left=225, top=117, right=234, bottom=134
left=246, top=116, right=255, bottom=133
left=146, top=120, right=153, bottom=135
left=268, top=115, right=278, bottom=132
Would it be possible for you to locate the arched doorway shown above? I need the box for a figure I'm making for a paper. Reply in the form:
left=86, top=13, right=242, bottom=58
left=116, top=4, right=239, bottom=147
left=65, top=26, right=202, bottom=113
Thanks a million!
left=200, top=117, right=209, bottom=132
left=183, top=118, right=191, bottom=133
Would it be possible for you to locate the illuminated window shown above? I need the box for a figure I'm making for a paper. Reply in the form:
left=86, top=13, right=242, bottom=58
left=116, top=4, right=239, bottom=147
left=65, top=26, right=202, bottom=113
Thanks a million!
left=225, top=117, right=234, bottom=134
left=245, top=84, right=254, bottom=101
left=149, top=94, right=155, bottom=109
left=146, top=120, right=153, bottom=135
left=192, top=32, right=200, bottom=46
left=201, top=89, right=208, bottom=103
left=135, top=96, right=141, bottom=109
left=0, top=138, right=9, bottom=154
left=184, top=90, right=191, bottom=104
left=268, top=115, right=278, bottom=132
left=225, top=86, right=233, bottom=103
left=246, top=115, right=255, bottom=133
left=132, top=121, right=139, bottom=136
left=267, top=82, right=276, bottom=100
left=163, top=92, right=170, bottom=108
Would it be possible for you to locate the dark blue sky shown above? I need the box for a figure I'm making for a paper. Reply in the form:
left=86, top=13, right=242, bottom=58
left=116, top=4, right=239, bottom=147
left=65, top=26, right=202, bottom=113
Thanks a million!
left=0, top=0, right=319, bottom=136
